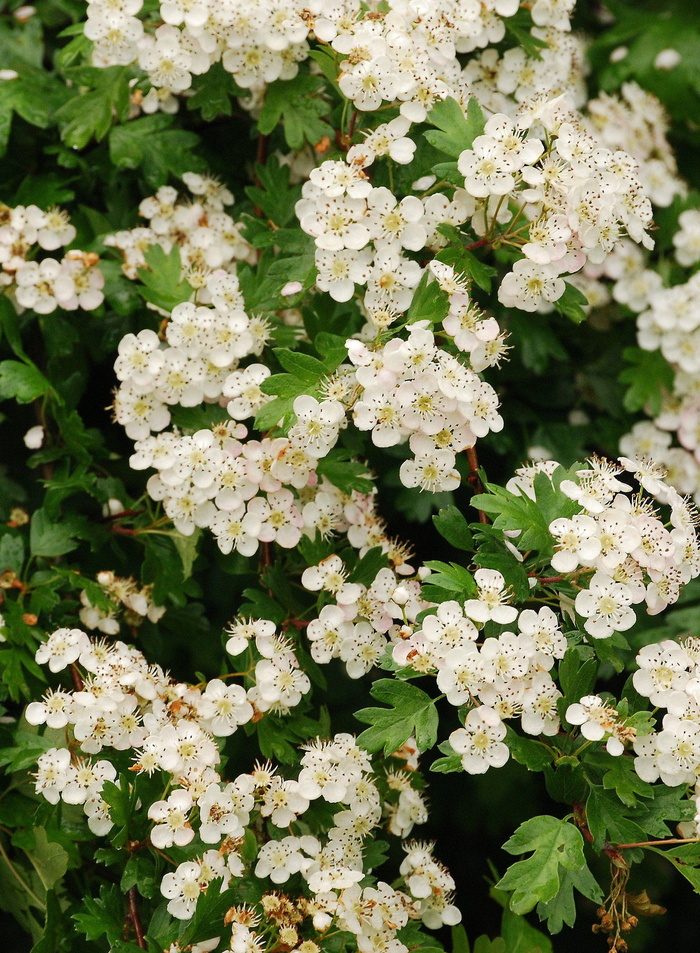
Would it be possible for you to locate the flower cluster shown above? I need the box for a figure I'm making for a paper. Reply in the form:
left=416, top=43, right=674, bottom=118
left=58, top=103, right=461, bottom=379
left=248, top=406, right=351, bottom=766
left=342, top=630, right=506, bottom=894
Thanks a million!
left=105, top=174, right=253, bottom=282
left=585, top=82, right=685, bottom=209
left=83, top=0, right=533, bottom=118
left=543, top=457, right=700, bottom=630
left=29, top=624, right=458, bottom=949
left=616, top=267, right=700, bottom=502
left=348, top=313, right=504, bottom=494
left=631, top=638, right=700, bottom=795
left=78, top=571, right=165, bottom=634
left=0, top=203, right=104, bottom=313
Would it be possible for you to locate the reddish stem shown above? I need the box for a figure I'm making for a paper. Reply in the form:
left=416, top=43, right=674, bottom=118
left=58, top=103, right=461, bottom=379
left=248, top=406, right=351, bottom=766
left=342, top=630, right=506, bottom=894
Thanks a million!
left=127, top=887, right=147, bottom=949
left=69, top=664, right=84, bottom=693
left=110, top=525, right=137, bottom=536
left=465, top=238, right=490, bottom=251
left=466, top=446, right=488, bottom=524
left=101, top=509, right=144, bottom=522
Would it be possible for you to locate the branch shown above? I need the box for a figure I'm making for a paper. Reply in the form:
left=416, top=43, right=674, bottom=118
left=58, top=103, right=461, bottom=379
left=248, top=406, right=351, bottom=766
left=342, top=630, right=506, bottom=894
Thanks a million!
left=127, top=887, right=147, bottom=949
left=465, top=446, right=488, bottom=524
left=69, top=664, right=84, bottom=693
left=615, top=837, right=700, bottom=849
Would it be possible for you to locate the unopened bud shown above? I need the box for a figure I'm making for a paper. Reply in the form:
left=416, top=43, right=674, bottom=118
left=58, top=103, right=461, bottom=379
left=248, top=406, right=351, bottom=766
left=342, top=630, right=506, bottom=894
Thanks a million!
left=392, top=585, right=410, bottom=605
left=312, top=913, right=332, bottom=932
left=23, top=425, right=44, bottom=449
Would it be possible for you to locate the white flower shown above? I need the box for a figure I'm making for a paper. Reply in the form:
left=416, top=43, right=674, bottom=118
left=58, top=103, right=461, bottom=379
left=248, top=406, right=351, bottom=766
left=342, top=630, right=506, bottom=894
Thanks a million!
left=35, top=628, right=90, bottom=673
left=449, top=707, right=508, bottom=774
left=549, top=514, right=602, bottom=573
left=463, top=569, right=518, bottom=624
left=288, top=395, right=345, bottom=458
left=574, top=572, right=636, bottom=639
left=161, top=861, right=204, bottom=919
left=566, top=695, right=628, bottom=755
left=198, top=679, right=254, bottom=735
left=148, top=788, right=195, bottom=849
left=34, top=747, right=71, bottom=804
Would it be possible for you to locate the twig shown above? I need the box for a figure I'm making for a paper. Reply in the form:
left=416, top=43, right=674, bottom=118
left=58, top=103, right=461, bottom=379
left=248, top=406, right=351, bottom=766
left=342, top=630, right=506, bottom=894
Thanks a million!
left=615, top=837, right=700, bottom=849
left=109, top=525, right=137, bottom=536
left=127, top=886, right=147, bottom=949
left=101, top=509, right=144, bottom=522
left=465, top=446, right=488, bottom=524
left=259, top=541, right=274, bottom=597
left=69, top=664, right=84, bottom=692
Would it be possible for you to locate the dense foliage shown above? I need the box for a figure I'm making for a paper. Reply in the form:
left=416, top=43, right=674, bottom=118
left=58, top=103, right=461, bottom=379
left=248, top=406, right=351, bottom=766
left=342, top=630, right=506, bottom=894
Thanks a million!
left=3, top=1, right=700, bottom=952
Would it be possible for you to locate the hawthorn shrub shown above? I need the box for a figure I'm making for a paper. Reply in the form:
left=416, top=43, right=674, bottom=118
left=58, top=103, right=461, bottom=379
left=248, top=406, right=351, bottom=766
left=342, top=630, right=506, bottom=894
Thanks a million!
left=2, top=1, right=700, bottom=952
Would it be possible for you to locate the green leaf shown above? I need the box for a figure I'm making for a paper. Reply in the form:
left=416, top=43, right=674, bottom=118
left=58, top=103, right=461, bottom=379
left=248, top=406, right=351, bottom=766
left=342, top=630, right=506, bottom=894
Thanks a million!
left=585, top=785, right=646, bottom=852
left=505, top=22, right=549, bottom=60
left=558, top=648, right=597, bottom=708
left=121, top=854, right=158, bottom=900
left=0, top=730, right=53, bottom=772
left=472, top=939, right=505, bottom=953
left=0, top=70, right=64, bottom=154
left=500, top=906, right=553, bottom=953
left=406, top=270, right=450, bottom=325
left=72, top=885, right=125, bottom=943
left=430, top=740, right=463, bottom=774
left=55, top=66, right=130, bottom=150
left=0, top=360, right=50, bottom=404
left=142, top=534, right=185, bottom=606
left=173, top=528, right=201, bottom=581
left=109, top=114, right=203, bottom=188
left=536, top=865, right=603, bottom=934
left=496, top=816, right=586, bottom=915
left=275, top=348, right=329, bottom=383
left=508, top=313, right=567, bottom=374
left=435, top=232, right=498, bottom=292
left=650, top=842, right=700, bottom=892
left=424, top=96, right=485, bottom=158
left=470, top=487, right=551, bottom=554
left=422, top=560, right=476, bottom=602
left=29, top=509, right=80, bottom=558
left=348, top=546, right=389, bottom=587
left=255, top=345, right=343, bottom=430
left=136, top=243, right=193, bottom=313
left=26, top=828, right=69, bottom=892
left=31, top=890, right=68, bottom=953
left=245, top=157, right=301, bottom=227
left=553, top=282, right=589, bottom=325
left=433, top=505, right=473, bottom=551
left=187, top=63, right=241, bottom=120
left=258, top=74, right=333, bottom=150
left=596, top=753, right=654, bottom=808
left=451, top=924, right=470, bottom=953
left=315, top=452, right=374, bottom=495
left=356, top=679, right=439, bottom=755
left=620, top=347, right=675, bottom=416
left=0, top=533, right=25, bottom=573
left=506, top=729, right=555, bottom=772
left=308, top=49, right=341, bottom=94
